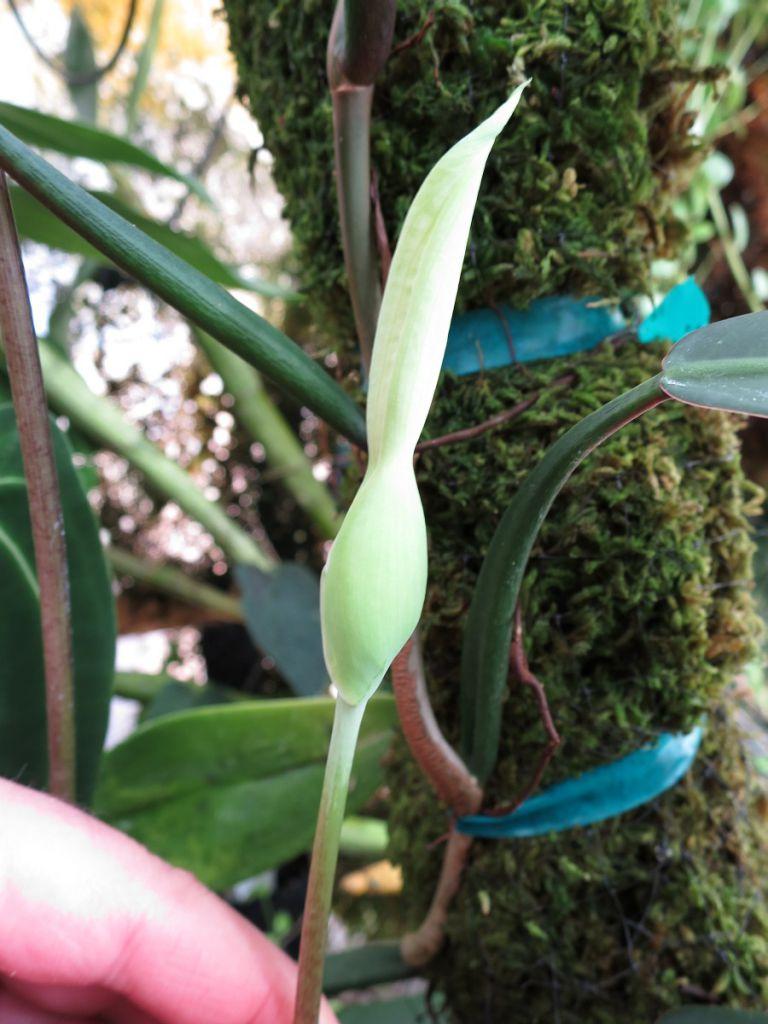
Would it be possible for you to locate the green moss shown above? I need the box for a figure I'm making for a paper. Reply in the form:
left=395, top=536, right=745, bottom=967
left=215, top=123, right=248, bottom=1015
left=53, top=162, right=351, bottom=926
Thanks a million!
left=385, top=340, right=768, bottom=1021
left=224, top=0, right=702, bottom=351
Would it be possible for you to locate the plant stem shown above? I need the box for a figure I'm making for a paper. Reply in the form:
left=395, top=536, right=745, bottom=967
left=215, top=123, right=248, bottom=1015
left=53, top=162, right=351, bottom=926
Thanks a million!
left=294, top=696, right=367, bottom=1024
left=0, top=172, right=75, bottom=802
left=327, top=1, right=396, bottom=371
left=194, top=329, right=341, bottom=539
left=126, top=0, right=166, bottom=135
left=330, top=86, right=380, bottom=371
left=461, top=374, right=668, bottom=783
left=708, top=185, right=764, bottom=313
left=107, top=546, right=244, bottom=621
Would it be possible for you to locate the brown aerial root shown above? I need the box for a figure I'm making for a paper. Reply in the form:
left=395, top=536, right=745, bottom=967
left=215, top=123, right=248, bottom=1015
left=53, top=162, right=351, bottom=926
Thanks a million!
left=400, top=827, right=474, bottom=968
left=390, top=634, right=483, bottom=818
left=391, top=634, right=482, bottom=967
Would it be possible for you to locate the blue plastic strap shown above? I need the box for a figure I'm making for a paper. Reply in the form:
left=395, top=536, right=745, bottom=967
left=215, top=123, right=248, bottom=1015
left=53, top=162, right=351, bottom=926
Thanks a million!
left=457, top=726, right=702, bottom=839
left=442, top=279, right=710, bottom=377
left=637, top=277, right=710, bottom=345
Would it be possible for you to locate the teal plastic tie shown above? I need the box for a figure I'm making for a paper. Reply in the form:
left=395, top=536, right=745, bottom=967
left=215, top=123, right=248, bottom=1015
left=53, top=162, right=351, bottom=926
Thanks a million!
left=637, top=277, right=710, bottom=344
left=457, top=726, right=702, bottom=839
left=441, top=279, right=710, bottom=376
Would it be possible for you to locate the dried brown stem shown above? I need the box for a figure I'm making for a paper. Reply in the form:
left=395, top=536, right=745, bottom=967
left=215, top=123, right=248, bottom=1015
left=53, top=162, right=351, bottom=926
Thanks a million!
left=415, top=332, right=634, bottom=454
left=391, top=634, right=483, bottom=818
left=391, top=11, right=436, bottom=57
left=0, top=172, right=75, bottom=802
left=489, top=606, right=561, bottom=817
left=415, top=382, right=569, bottom=453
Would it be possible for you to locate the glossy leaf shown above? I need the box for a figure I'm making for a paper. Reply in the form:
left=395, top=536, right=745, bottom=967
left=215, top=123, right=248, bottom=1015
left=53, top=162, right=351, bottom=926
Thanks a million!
left=0, top=124, right=367, bottom=444
left=322, top=87, right=527, bottom=706
left=323, top=942, right=415, bottom=996
left=0, top=102, right=211, bottom=202
left=660, top=311, right=768, bottom=416
left=658, top=1011, right=768, bottom=1023
left=9, top=185, right=297, bottom=300
left=461, top=376, right=667, bottom=783
left=0, top=403, right=115, bottom=804
left=94, top=696, right=396, bottom=890
left=338, top=996, right=445, bottom=1023
left=141, top=680, right=245, bottom=722
left=237, top=562, right=328, bottom=696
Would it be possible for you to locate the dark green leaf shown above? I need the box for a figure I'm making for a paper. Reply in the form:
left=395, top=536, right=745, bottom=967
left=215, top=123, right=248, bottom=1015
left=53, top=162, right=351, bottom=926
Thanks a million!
left=460, top=375, right=666, bottom=783
left=10, top=186, right=298, bottom=300
left=324, top=942, right=416, bottom=996
left=236, top=562, right=327, bottom=696
left=658, top=1011, right=768, bottom=1023
left=338, top=996, right=444, bottom=1023
left=661, top=311, right=768, bottom=417
left=93, top=695, right=396, bottom=889
left=0, top=125, right=367, bottom=444
left=141, top=679, right=245, bottom=722
left=0, top=102, right=211, bottom=202
left=0, top=403, right=115, bottom=804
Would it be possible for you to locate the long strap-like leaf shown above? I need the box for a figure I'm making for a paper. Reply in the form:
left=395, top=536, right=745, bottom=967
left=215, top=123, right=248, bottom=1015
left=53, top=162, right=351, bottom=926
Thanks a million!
left=0, top=123, right=367, bottom=445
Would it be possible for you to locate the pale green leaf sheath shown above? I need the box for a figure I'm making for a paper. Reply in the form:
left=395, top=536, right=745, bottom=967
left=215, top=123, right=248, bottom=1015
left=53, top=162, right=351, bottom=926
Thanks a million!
left=321, top=84, right=528, bottom=709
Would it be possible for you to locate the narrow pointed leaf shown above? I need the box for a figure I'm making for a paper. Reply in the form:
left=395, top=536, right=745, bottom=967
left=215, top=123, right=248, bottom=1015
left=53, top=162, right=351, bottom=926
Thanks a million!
left=461, top=376, right=667, bottom=782
left=0, top=102, right=211, bottom=202
left=321, top=87, right=527, bottom=706
left=660, top=310, right=768, bottom=416
left=94, top=696, right=396, bottom=889
left=10, top=185, right=298, bottom=299
left=0, top=404, right=115, bottom=804
left=0, top=124, right=366, bottom=444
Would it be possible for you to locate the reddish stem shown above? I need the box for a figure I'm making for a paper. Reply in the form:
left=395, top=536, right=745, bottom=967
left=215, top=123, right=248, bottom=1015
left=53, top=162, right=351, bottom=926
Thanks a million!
left=0, top=172, right=75, bottom=802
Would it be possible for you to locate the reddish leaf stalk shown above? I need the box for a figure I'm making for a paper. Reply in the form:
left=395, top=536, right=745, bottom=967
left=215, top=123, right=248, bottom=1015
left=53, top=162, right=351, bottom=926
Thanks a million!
left=0, top=172, right=75, bottom=802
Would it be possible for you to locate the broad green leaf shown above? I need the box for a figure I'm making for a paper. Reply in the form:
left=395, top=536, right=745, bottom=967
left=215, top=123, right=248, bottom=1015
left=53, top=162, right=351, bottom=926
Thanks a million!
left=93, top=695, right=396, bottom=889
left=660, top=311, right=768, bottom=416
left=236, top=562, right=327, bottom=696
left=0, top=403, right=115, bottom=804
left=323, top=943, right=415, bottom=996
left=658, top=1011, right=768, bottom=1023
left=338, top=996, right=446, bottom=1023
left=10, top=186, right=298, bottom=300
left=321, top=87, right=527, bottom=706
left=141, top=679, right=245, bottom=722
left=0, top=124, right=366, bottom=444
left=0, top=102, right=211, bottom=203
